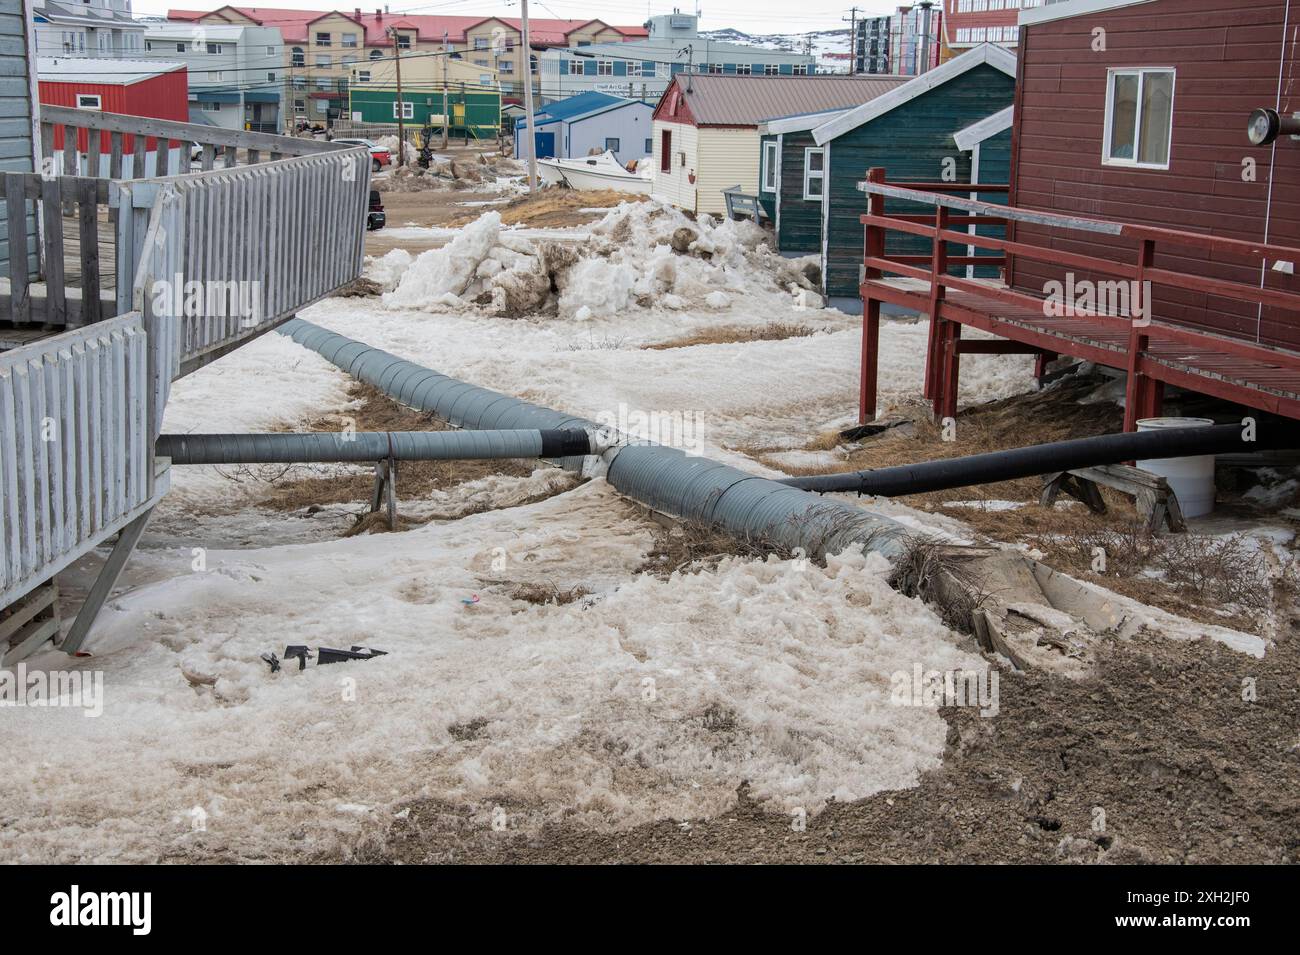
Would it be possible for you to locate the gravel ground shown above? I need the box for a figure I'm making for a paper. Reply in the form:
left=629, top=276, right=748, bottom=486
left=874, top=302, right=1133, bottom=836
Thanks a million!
left=328, top=626, right=1300, bottom=864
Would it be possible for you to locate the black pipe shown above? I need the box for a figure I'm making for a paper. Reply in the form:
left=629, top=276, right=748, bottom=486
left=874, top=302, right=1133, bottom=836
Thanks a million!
left=778, top=423, right=1300, bottom=496
left=155, top=429, right=593, bottom=466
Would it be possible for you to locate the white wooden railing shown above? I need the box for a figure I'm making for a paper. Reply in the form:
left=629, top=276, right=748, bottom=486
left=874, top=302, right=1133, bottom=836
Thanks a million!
left=1, top=111, right=369, bottom=643
left=120, top=148, right=370, bottom=382
left=0, top=314, right=154, bottom=608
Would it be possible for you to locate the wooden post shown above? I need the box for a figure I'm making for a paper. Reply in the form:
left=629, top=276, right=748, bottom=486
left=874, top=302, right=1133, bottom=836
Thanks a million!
left=860, top=167, right=886, bottom=422
left=924, top=203, right=950, bottom=402
left=1123, top=238, right=1156, bottom=432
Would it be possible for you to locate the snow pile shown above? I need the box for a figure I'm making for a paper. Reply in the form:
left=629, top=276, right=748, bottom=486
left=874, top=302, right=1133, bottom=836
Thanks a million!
left=377, top=202, right=822, bottom=320
left=366, top=249, right=413, bottom=292
left=3, top=482, right=984, bottom=860
left=375, top=134, right=418, bottom=165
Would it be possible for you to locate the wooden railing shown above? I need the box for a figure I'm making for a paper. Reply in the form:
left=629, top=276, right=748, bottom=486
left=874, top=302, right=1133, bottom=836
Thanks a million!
left=0, top=313, right=158, bottom=610
left=0, top=109, right=369, bottom=638
left=40, top=105, right=341, bottom=179
left=2, top=109, right=359, bottom=338
left=123, top=147, right=370, bottom=384
left=2, top=173, right=113, bottom=329
left=856, top=169, right=1300, bottom=426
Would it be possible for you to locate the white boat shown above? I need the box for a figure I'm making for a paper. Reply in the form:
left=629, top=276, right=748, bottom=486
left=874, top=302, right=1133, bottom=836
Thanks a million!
left=537, top=151, right=652, bottom=194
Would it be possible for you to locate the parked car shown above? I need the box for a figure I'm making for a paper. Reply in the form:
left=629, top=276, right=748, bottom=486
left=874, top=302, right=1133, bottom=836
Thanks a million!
left=367, top=189, right=385, bottom=231
left=333, top=138, right=392, bottom=172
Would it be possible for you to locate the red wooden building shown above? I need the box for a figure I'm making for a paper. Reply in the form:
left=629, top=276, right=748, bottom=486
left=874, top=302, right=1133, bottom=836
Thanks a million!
left=857, top=0, right=1300, bottom=429
left=38, top=58, right=189, bottom=158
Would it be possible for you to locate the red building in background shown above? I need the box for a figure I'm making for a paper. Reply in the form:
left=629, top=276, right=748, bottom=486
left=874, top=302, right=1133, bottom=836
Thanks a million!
left=943, top=0, right=1049, bottom=57
left=37, top=58, right=189, bottom=164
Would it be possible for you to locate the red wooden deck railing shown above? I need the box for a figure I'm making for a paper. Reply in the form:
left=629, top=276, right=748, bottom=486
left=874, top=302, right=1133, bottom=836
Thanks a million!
left=856, top=167, right=1300, bottom=429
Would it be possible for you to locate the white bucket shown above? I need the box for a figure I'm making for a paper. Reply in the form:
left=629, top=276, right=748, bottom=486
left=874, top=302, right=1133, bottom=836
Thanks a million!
left=1136, top=417, right=1217, bottom=518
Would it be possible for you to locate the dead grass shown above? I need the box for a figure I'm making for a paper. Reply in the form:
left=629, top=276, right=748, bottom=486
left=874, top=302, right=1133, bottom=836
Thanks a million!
left=331, top=276, right=383, bottom=298
left=750, top=371, right=1131, bottom=543
left=745, top=370, right=1299, bottom=634
left=510, top=582, right=592, bottom=606
left=1025, top=523, right=1290, bottom=632
left=637, top=518, right=806, bottom=579
left=446, top=188, right=644, bottom=229
left=642, top=322, right=820, bottom=350
left=223, top=383, right=556, bottom=528
left=889, top=535, right=997, bottom=632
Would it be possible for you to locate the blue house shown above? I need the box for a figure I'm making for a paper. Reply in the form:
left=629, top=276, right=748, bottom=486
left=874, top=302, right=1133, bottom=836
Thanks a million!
left=514, top=91, right=655, bottom=164
left=755, top=44, right=1018, bottom=306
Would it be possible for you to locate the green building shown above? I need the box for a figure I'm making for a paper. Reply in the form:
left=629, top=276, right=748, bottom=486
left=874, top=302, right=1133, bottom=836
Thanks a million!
left=348, top=83, right=503, bottom=140
left=756, top=44, right=1017, bottom=303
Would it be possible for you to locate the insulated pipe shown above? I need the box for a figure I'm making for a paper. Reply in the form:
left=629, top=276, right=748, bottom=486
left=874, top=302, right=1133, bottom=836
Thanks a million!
left=275, top=319, right=911, bottom=561
left=156, top=429, right=594, bottom=466
left=778, top=423, right=1300, bottom=496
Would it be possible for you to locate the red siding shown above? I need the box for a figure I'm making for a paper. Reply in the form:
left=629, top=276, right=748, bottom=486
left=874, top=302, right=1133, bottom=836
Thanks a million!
left=39, top=68, right=190, bottom=154
left=1009, top=0, right=1300, bottom=351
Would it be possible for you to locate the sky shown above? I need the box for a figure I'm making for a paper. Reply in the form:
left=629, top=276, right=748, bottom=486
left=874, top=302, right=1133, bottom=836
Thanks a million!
left=131, top=0, right=908, bottom=39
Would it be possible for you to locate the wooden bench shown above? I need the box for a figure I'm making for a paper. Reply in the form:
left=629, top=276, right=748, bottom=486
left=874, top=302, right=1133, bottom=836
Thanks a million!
left=1041, top=463, right=1187, bottom=533
left=722, top=185, right=769, bottom=223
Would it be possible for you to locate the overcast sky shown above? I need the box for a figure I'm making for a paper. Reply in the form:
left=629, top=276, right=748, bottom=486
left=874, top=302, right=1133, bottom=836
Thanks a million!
left=132, top=1, right=908, bottom=41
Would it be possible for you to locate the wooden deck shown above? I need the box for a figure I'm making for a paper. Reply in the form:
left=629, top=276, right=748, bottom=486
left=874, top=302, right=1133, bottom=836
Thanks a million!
left=868, top=275, right=1300, bottom=419
left=855, top=172, right=1300, bottom=426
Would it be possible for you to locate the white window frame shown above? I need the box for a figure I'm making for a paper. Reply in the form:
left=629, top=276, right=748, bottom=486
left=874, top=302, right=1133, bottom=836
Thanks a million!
left=357, top=70, right=370, bottom=82
left=393, top=101, right=414, bottom=120
left=1102, top=67, right=1175, bottom=170
left=761, top=139, right=778, bottom=193
left=597, top=59, right=613, bottom=76
left=75, top=93, right=101, bottom=111
left=802, top=146, right=825, bottom=201
left=568, top=59, right=583, bottom=75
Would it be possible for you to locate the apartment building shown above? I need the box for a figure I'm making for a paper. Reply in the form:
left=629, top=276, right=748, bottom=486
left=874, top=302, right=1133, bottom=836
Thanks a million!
left=141, top=21, right=283, bottom=131
left=943, top=0, right=1053, bottom=55
left=852, top=5, right=943, bottom=75
left=32, top=0, right=146, bottom=57
left=537, top=12, right=816, bottom=102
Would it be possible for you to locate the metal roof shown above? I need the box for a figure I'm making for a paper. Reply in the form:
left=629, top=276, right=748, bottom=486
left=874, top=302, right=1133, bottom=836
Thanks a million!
left=674, top=74, right=912, bottom=127
left=536, top=91, right=627, bottom=122
left=37, top=57, right=187, bottom=86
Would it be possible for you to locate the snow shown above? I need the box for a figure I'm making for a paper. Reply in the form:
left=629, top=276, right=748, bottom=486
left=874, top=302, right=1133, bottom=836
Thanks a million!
left=12, top=199, right=1268, bottom=860
left=5, top=484, right=982, bottom=860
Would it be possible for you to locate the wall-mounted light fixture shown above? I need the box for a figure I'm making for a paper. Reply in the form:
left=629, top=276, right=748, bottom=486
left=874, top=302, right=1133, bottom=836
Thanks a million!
left=1247, top=107, right=1300, bottom=146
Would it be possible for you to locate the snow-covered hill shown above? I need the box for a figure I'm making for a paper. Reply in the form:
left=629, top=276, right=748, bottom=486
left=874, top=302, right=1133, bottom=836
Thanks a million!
left=700, top=27, right=851, bottom=73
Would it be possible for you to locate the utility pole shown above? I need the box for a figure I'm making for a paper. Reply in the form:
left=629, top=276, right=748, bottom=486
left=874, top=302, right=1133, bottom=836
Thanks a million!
left=442, top=30, right=450, bottom=148
left=918, top=1, right=934, bottom=75
left=843, top=6, right=858, bottom=75
left=520, top=0, right=538, bottom=193
left=390, top=27, right=406, bottom=165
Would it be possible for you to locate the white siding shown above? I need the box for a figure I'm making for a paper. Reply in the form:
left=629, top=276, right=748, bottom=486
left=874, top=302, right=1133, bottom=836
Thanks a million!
left=695, top=127, right=761, bottom=217
left=650, top=119, right=698, bottom=212
left=566, top=102, right=654, bottom=162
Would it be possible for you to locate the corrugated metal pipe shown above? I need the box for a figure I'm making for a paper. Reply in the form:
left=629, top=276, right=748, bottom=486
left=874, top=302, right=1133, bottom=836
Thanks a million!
left=779, top=423, right=1300, bottom=496
left=274, top=318, right=911, bottom=561
left=156, top=429, right=593, bottom=465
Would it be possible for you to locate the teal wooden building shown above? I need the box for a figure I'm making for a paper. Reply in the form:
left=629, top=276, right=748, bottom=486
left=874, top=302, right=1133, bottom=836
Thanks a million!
left=756, top=44, right=1017, bottom=304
